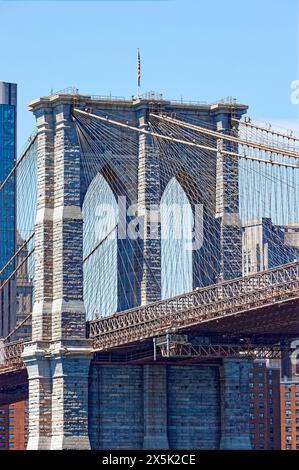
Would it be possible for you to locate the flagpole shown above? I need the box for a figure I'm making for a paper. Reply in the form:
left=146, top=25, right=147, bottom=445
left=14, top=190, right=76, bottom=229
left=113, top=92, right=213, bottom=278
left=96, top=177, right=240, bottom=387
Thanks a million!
left=137, top=48, right=140, bottom=99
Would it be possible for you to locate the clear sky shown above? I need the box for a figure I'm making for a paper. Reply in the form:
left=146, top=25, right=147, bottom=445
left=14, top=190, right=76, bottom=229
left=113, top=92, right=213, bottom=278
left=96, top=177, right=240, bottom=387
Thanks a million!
left=0, top=0, right=298, bottom=150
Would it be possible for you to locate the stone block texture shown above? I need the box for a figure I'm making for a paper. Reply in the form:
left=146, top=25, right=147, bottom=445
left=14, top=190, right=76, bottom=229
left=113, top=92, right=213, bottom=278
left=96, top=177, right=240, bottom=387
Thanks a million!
left=220, top=359, right=253, bottom=449
left=23, top=96, right=93, bottom=450
left=88, top=362, right=251, bottom=450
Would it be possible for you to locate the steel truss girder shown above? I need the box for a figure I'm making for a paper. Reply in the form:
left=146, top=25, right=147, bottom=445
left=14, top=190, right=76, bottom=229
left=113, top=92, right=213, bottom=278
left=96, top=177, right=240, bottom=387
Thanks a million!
left=90, top=261, right=299, bottom=351
left=156, top=341, right=288, bottom=360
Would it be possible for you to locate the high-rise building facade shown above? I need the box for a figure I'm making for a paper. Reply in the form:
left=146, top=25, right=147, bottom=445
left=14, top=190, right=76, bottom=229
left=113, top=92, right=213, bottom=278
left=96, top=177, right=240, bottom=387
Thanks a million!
left=0, top=81, right=17, bottom=278
left=14, top=232, right=33, bottom=341
left=280, top=359, right=299, bottom=450
left=249, top=360, right=281, bottom=450
left=242, top=218, right=299, bottom=275
left=0, top=82, right=17, bottom=337
left=0, top=400, right=29, bottom=450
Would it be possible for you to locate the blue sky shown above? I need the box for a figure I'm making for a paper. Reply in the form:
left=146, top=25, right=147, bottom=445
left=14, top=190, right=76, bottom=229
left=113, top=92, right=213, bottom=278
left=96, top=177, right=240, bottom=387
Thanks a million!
left=0, top=0, right=298, bottom=149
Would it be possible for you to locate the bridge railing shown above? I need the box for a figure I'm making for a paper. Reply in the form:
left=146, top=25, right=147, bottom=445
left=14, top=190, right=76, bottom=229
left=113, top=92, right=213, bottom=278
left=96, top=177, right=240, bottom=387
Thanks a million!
left=1, top=261, right=298, bottom=371
left=0, top=340, right=25, bottom=373
left=89, top=261, right=299, bottom=350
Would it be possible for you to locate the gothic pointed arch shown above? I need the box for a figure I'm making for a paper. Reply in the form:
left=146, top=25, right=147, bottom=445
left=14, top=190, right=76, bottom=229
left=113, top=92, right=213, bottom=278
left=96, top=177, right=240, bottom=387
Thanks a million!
left=160, top=177, right=193, bottom=299
left=82, top=172, right=118, bottom=319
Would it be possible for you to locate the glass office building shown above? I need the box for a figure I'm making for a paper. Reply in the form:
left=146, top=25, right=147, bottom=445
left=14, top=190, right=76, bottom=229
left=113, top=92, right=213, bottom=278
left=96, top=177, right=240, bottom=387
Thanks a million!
left=0, top=82, right=17, bottom=280
left=0, top=82, right=17, bottom=337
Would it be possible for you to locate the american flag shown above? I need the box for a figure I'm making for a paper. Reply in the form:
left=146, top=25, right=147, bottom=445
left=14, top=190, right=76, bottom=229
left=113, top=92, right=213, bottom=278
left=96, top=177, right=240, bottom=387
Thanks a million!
left=137, top=49, right=141, bottom=87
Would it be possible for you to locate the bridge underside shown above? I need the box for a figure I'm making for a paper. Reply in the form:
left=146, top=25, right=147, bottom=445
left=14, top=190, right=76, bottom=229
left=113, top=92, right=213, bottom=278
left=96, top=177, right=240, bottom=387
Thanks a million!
left=185, top=297, right=299, bottom=337
left=0, top=369, right=28, bottom=406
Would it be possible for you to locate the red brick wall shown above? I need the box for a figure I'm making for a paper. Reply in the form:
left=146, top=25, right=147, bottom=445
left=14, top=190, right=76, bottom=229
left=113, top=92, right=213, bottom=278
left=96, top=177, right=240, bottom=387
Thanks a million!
left=249, top=362, right=281, bottom=450
left=280, top=382, right=299, bottom=450
left=0, top=400, right=28, bottom=450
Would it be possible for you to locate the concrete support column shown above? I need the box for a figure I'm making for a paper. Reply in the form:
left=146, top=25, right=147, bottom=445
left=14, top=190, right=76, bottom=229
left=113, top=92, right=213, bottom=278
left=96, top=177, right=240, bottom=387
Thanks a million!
left=32, top=105, right=55, bottom=341
left=52, top=102, right=86, bottom=340
left=215, top=113, right=242, bottom=281
left=220, top=358, right=252, bottom=449
left=50, top=102, right=92, bottom=449
left=22, top=104, right=55, bottom=450
left=138, top=115, right=161, bottom=304
left=143, top=365, right=169, bottom=449
left=50, top=342, right=92, bottom=450
left=23, top=96, right=92, bottom=450
left=23, top=342, right=52, bottom=450
left=117, top=201, right=139, bottom=311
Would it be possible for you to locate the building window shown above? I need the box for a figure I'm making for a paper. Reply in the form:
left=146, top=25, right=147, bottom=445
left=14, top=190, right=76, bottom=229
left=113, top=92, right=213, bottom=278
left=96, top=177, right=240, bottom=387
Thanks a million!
left=285, top=392, right=291, bottom=399
left=286, top=435, right=292, bottom=441
left=285, top=401, right=292, bottom=407
left=286, top=444, right=292, bottom=450
left=285, top=410, right=292, bottom=416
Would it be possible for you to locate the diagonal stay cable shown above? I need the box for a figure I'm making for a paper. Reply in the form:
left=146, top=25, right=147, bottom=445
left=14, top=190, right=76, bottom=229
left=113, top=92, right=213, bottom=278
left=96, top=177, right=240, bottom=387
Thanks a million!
left=3, top=225, right=119, bottom=342
left=0, top=133, right=37, bottom=194
left=73, top=109, right=298, bottom=169
left=0, top=232, right=35, bottom=278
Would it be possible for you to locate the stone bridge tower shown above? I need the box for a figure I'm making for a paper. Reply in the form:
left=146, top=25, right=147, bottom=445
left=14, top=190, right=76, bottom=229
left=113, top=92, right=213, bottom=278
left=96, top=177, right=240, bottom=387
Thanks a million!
left=23, top=93, right=250, bottom=450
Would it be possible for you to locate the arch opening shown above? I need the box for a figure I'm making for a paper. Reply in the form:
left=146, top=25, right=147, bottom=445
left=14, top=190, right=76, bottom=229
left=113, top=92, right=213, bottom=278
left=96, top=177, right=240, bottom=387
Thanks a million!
left=82, top=173, right=118, bottom=319
left=161, top=177, right=193, bottom=299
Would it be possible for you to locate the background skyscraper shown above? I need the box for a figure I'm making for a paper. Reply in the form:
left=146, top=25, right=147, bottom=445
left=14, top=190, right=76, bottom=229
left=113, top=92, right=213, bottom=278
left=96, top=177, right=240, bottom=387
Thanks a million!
left=0, top=81, right=17, bottom=337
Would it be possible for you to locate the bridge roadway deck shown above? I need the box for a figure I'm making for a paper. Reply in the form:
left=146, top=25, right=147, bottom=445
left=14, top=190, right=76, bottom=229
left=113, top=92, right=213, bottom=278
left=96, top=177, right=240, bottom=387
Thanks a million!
left=0, top=262, right=298, bottom=380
